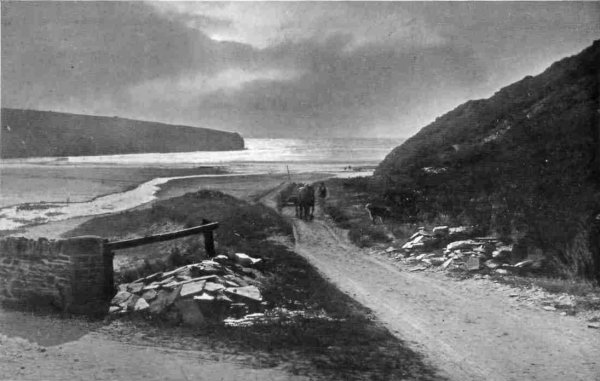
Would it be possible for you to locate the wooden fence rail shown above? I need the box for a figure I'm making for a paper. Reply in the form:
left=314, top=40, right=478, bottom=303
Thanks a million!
left=104, top=220, right=219, bottom=256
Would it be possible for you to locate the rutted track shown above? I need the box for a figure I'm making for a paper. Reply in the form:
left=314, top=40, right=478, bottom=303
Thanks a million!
left=262, top=184, right=600, bottom=381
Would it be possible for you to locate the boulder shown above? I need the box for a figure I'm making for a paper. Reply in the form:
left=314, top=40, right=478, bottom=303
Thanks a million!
left=495, top=268, right=509, bottom=275
left=174, top=299, right=206, bottom=327
left=179, top=280, right=207, bottom=298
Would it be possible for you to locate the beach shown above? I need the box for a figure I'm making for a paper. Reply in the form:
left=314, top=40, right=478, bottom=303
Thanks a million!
left=0, top=138, right=398, bottom=237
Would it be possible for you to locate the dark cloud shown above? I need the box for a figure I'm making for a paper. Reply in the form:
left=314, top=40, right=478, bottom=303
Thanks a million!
left=2, top=2, right=599, bottom=137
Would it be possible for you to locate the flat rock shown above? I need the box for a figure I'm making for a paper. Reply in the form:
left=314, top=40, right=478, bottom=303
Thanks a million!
left=204, top=282, right=225, bottom=293
left=149, top=286, right=181, bottom=315
left=446, top=240, right=479, bottom=251
left=234, top=253, right=262, bottom=267
left=112, top=291, right=133, bottom=306
left=133, top=297, right=150, bottom=311
left=109, top=306, right=121, bottom=313
left=180, top=280, right=207, bottom=298
left=514, top=260, right=534, bottom=268
left=224, top=286, right=262, bottom=302
left=433, top=226, right=449, bottom=236
left=193, top=293, right=215, bottom=302
left=127, top=283, right=144, bottom=294
left=441, top=258, right=454, bottom=270
left=141, top=289, right=158, bottom=301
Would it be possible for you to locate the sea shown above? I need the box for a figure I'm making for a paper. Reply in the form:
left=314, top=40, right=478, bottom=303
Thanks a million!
left=0, top=138, right=402, bottom=230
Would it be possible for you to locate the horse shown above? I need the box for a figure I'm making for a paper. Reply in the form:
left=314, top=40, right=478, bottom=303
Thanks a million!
left=297, top=184, right=315, bottom=220
left=365, top=203, right=392, bottom=224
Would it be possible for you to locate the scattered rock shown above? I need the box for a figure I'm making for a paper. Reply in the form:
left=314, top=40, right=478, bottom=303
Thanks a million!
left=141, top=289, right=158, bottom=301
left=429, top=257, right=446, bottom=266
left=441, top=258, right=454, bottom=270
left=112, top=291, right=133, bottom=306
left=148, top=286, right=181, bottom=315
left=127, top=283, right=144, bottom=294
left=234, top=253, right=262, bottom=267
left=204, top=282, right=225, bottom=293
left=514, top=260, right=534, bottom=268
left=484, top=259, right=502, bottom=269
left=465, top=256, right=481, bottom=271
left=133, top=297, right=149, bottom=312
left=225, top=286, right=262, bottom=302
left=193, top=293, right=215, bottom=302
left=179, top=280, right=206, bottom=298
left=432, top=226, right=449, bottom=237
left=492, top=246, right=512, bottom=261
left=446, top=240, right=479, bottom=251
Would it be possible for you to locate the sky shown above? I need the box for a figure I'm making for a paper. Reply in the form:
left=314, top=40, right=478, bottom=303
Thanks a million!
left=2, top=2, right=599, bottom=138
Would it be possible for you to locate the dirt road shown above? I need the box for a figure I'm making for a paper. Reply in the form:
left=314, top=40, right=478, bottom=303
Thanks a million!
left=263, top=189, right=600, bottom=381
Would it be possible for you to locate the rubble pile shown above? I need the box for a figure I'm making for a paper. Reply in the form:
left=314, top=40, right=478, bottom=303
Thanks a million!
left=109, top=253, right=266, bottom=326
left=387, top=226, right=541, bottom=274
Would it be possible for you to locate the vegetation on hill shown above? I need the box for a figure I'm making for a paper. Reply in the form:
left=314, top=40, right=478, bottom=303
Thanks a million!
left=374, top=40, right=600, bottom=282
left=0, top=108, right=244, bottom=158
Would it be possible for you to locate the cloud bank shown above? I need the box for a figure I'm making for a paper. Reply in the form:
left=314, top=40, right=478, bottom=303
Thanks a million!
left=2, top=2, right=599, bottom=138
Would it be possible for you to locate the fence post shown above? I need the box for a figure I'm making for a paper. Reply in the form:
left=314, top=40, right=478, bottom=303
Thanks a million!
left=202, top=219, right=216, bottom=257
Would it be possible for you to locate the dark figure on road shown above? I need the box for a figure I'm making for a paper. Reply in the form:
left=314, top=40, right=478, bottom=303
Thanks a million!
left=365, top=203, right=392, bottom=224
left=318, top=182, right=327, bottom=199
left=298, top=184, right=315, bottom=220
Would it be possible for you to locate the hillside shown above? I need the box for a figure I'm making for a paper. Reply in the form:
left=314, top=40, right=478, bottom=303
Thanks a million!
left=0, top=109, right=244, bottom=158
left=375, top=40, right=600, bottom=281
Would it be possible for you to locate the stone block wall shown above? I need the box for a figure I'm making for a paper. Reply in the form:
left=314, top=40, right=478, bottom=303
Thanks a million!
left=0, top=236, right=113, bottom=315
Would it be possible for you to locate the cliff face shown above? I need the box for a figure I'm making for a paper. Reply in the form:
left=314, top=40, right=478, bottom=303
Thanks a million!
left=0, top=109, right=244, bottom=158
left=375, top=40, right=600, bottom=281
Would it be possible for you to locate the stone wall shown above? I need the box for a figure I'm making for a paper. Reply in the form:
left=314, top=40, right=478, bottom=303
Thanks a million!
left=0, top=236, right=113, bottom=315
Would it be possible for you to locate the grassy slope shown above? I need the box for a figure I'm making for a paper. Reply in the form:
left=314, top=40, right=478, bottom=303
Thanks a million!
left=374, top=41, right=600, bottom=281
left=0, top=108, right=244, bottom=158
left=64, top=190, right=440, bottom=380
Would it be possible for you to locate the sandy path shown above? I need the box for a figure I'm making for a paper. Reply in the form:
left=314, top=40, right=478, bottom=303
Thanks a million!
left=261, top=186, right=600, bottom=381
